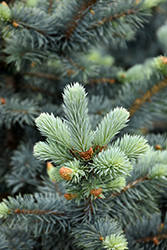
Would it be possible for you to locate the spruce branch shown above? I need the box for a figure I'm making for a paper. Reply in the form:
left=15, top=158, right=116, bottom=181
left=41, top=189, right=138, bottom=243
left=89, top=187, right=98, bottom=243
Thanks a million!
left=64, top=0, right=99, bottom=40
left=0, top=227, right=37, bottom=250
left=0, top=193, right=69, bottom=234
left=36, top=0, right=59, bottom=15
left=23, top=71, right=59, bottom=82
left=8, top=4, right=59, bottom=39
left=88, top=8, right=140, bottom=30
left=1, top=97, right=39, bottom=128
left=136, top=234, right=167, bottom=245
left=63, top=55, right=85, bottom=71
left=72, top=216, right=128, bottom=250
left=126, top=213, right=167, bottom=249
left=90, top=77, right=115, bottom=85
left=112, top=175, right=150, bottom=197
left=19, top=82, right=55, bottom=96
left=129, top=77, right=167, bottom=116
left=4, top=37, right=51, bottom=70
left=0, top=0, right=167, bottom=249
left=34, top=83, right=149, bottom=205
left=108, top=148, right=167, bottom=225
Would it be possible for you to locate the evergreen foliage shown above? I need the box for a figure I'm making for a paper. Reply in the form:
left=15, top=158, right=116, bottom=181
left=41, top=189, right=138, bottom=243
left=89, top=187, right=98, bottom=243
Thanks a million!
left=0, top=0, right=167, bottom=249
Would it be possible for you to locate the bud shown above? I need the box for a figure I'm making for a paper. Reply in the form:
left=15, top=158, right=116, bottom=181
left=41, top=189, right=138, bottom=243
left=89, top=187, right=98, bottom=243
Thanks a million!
left=78, top=147, right=93, bottom=160
left=100, top=236, right=104, bottom=241
left=95, top=145, right=107, bottom=154
left=155, top=144, right=162, bottom=150
left=64, top=193, right=77, bottom=200
left=12, top=21, right=18, bottom=27
left=90, top=9, right=95, bottom=15
left=47, top=162, right=54, bottom=170
left=0, top=97, right=6, bottom=105
left=90, top=188, right=102, bottom=197
left=46, top=162, right=55, bottom=182
left=31, top=62, right=36, bottom=67
left=153, top=56, right=167, bottom=75
left=153, top=237, right=159, bottom=246
left=59, top=166, right=73, bottom=181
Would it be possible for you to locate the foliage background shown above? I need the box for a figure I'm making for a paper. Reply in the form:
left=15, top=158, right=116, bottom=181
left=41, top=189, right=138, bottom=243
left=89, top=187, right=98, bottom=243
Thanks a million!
left=0, top=0, right=167, bottom=249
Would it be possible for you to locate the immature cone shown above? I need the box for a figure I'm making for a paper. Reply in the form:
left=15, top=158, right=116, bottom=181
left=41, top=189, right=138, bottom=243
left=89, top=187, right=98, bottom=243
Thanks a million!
left=90, top=188, right=102, bottom=197
left=78, top=147, right=93, bottom=160
left=64, top=193, right=77, bottom=200
left=59, top=167, right=73, bottom=181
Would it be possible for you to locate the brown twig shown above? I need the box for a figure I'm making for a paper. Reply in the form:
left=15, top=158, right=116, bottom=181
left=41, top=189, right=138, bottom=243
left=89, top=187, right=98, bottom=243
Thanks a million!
left=20, top=83, right=55, bottom=96
left=112, top=175, right=150, bottom=197
left=90, top=78, right=115, bottom=84
left=48, top=1, right=53, bottom=14
left=23, top=72, right=59, bottom=81
left=136, top=234, right=167, bottom=246
left=65, top=0, right=98, bottom=39
left=13, top=208, right=65, bottom=215
left=129, top=77, right=167, bottom=117
left=88, top=9, right=138, bottom=30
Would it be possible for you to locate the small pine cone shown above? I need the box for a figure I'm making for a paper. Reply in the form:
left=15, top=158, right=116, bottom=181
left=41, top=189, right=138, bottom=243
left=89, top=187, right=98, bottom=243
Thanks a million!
left=78, top=147, right=93, bottom=160
left=64, top=193, right=77, bottom=200
left=59, top=167, right=73, bottom=181
left=90, top=188, right=102, bottom=197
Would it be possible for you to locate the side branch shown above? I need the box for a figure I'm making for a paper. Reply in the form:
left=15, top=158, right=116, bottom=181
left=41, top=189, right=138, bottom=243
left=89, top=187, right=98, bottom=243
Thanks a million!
left=23, top=72, right=59, bottom=81
left=48, top=1, right=54, bottom=14
left=112, top=175, right=150, bottom=197
left=88, top=8, right=138, bottom=30
left=90, top=78, right=115, bottom=84
left=136, top=233, right=167, bottom=246
left=20, top=83, right=55, bottom=96
left=64, top=56, right=85, bottom=71
left=129, top=77, right=167, bottom=116
left=11, top=20, right=46, bottom=35
left=13, top=208, right=65, bottom=216
left=65, top=0, right=98, bottom=39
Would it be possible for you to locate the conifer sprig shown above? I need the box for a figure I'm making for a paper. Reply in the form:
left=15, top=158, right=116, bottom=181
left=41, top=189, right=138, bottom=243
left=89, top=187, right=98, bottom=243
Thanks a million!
left=62, top=83, right=94, bottom=152
left=35, top=113, right=71, bottom=148
left=34, top=139, right=73, bottom=165
left=114, top=134, right=149, bottom=159
left=94, top=107, right=130, bottom=147
left=34, top=82, right=148, bottom=203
